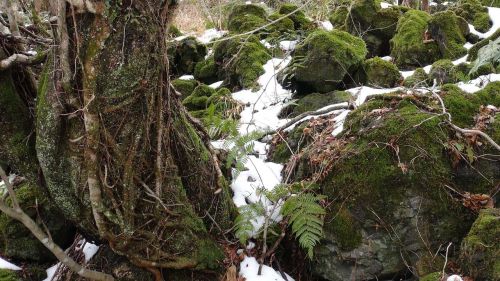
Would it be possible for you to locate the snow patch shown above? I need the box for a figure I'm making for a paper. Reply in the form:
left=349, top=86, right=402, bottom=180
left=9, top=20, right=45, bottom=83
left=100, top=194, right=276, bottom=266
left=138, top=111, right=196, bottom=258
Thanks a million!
left=468, top=7, right=500, bottom=39
left=209, top=81, right=224, bottom=89
left=239, top=256, right=294, bottom=281
left=0, top=257, right=21, bottom=271
left=320, top=21, right=334, bottom=31
left=197, top=28, right=226, bottom=44
left=279, top=40, right=297, bottom=51
left=456, top=73, right=500, bottom=93
left=178, top=75, right=194, bottom=80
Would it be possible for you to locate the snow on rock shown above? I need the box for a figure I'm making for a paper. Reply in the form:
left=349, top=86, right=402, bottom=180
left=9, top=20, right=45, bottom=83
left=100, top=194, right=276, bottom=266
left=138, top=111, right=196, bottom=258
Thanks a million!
left=209, top=81, right=224, bottom=89
left=43, top=263, right=60, bottom=281
left=347, top=86, right=402, bottom=106
left=178, top=75, right=194, bottom=80
left=456, top=73, right=500, bottom=93
left=320, top=21, right=334, bottom=31
left=239, top=256, right=294, bottom=281
left=447, top=275, right=463, bottom=281
left=197, top=28, right=226, bottom=44
left=400, top=70, right=415, bottom=79
left=77, top=241, right=100, bottom=263
left=453, top=55, right=468, bottom=65
left=468, top=7, right=500, bottom=39
left=0, top=257, right=21, bottom=271
left=380, top=1, right=393, bottom=8
left=279, top=40, right=297, bottom=51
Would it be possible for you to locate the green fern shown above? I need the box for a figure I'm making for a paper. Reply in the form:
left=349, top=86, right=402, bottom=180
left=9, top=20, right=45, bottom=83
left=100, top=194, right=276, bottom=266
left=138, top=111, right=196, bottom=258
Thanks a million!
left=281, top=193, right=326, bottom=258
left=234, top=203, right=265, bottom=244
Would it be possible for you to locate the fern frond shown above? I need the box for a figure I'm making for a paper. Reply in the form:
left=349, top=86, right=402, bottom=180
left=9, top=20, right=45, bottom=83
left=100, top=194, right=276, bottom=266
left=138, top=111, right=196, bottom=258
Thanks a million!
left=281, top=193, right=326, bottom=259
left=234, top=203, right=266, bottom=245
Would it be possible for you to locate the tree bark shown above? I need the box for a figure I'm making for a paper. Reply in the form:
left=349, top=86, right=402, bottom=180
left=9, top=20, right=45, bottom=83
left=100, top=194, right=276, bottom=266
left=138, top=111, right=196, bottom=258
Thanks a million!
left=1, top=0, right=235, bottom=275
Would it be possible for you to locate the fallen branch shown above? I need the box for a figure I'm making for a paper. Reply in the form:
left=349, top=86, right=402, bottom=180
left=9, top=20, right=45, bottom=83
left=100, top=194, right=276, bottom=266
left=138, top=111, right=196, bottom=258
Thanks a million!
left=0, top=167, right=115, bottom=281
left=266, top=102, right=351, bottom=136
left=0, top=52, right=46, bottom=70
left=447, top=122, right=500, bottom=151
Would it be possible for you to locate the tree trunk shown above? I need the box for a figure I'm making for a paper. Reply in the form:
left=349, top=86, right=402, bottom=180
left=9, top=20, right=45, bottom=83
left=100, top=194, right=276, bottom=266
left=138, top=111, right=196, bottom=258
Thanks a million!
left=1, top=0, right=235, bottom=274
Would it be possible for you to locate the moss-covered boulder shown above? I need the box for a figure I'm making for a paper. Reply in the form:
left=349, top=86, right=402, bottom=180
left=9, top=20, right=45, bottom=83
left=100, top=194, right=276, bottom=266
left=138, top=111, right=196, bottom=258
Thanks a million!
left=357, top=57, right=402, bottom=88
left=283, top=30, right=367, bottom=94
left=227, top=4, right=268, bottom=34
left=213, top=35, right=271, bottom=89
left=453, top=0, right=492, bottom=33
left=481, top=0, right=500, bottom=6
left=428, top=10, right=469, bottom=60
left=403, top=68, right=430, bottom=87
left=429, top=59, right=459, bottom=84
left=182, top=84, right=216, bottom=111
left=278, top=4, right=313, bottom=30
left=172, top=78, right=199, bottom=99
left=330, top=0, right=407, bottom=57
left=0, top=269, right=20, bottom=281
left=194, top=57, right=219, bottom=85
left=278, top=92, right=499, bottom=280
left=459, top=208, right=500, bottom=281
left=281, top=91, right=352, bottom=118
left=0, top=182, right=75, bottom=262
left=265, top=13, right=296, bottom=43
left=390, top=10, right=441, bottom=68
left=168, top=37, right=207, bottom=75
left=469, top=36, right=500, bottom=76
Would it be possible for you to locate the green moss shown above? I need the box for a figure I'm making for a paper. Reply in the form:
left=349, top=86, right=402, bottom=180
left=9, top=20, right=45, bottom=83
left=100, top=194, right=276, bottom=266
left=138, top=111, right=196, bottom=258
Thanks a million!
left=429, top=59, right=458, bottom=84
left=227, top=4, right=267, bottom=33
left=390, top=10, right=441, bottom=68
left=428, top=10, right=468, bottom=60
left=468, top=28, right=500, bottom=61
left=288, top=91, right=352, bottom=117
left=329, top=6, right=349, bottom=28
left=195, top=240, right=225, bottom=270
left=266, top=13, right=296, bottom=43
left=0, top=182, right=75, bottom=262
left=358, top=57, right=402, bottom=87
left=284, top=29, right=367, bottom=94
left=403, top=68, right=430, bottom=87
left=194, top=57, right=219, bottom=84
left=475, top=81, right=500, bottom=106
left=453, top=0, right=492, bottom=33
left=470, top=62, right=495, bottom=79
left=167, top=25, right=182, bottom=37
left=168, top=36, right=207, bottom=74
left=0, top=270, right=19, bottom=281
left=182, top=84, right=216, bottom=110
left=419, top=272, right=441, bottom=281
left=460, top=208, right=500, bottom=281
left=440, top=84, right=481, bottom=127
left=278, top=4, right=313, bottom=30
left=454, top=62, right=472, bottom=81
left=213, top=35, right=271, bottom=89
left=269, top=123, right=310, bottom=163
left=172, top=79, right=198, bottom=99
left=324, top=208, right=362, bottom=251
left=481, top=0, right=500, bottom=6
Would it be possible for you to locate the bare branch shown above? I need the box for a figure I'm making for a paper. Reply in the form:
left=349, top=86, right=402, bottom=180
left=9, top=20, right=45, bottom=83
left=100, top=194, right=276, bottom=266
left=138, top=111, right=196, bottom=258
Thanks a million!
left=0, top=52, right=46, bottom=70
left=0, top=166, right=115, bottom=281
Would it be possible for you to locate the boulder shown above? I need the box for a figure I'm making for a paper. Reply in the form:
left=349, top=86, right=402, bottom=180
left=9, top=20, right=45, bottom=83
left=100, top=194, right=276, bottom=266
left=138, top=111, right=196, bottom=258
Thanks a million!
left=280, top=91, right=352, bottom=119
left=452, top=0, right=492, bottom=33
left=403, top=68, right=430, bottom=87
left=194, top=57, right=219, bottom=85
left=171, top=78, right=199, bottom=99
left=468, top=28, right=500, bottom=61
left=428, top=10, right=469, bottom=60
left=390, top=10, right=441, bottom=68
left=459, top=208, right=500, bottom=281
left=282, top=30, right=367, bottom=94
left=168, top=37, right=207, bottom=75
left=278, top=4, right=313, bottom=30
left=357, top=57, right=402, bottom=88
left=182, top=84, right=217, bottom=111
left=278, top=92, right=499, bottom=280
left=429, top=59, right=459, bottom=85
left=227, top=4, right=268, bottom=34
left=213, top=35, right=271, bottom=89
left=0, top=182, right=75, bottom=262
left=469, top=36, right=500, bottom=76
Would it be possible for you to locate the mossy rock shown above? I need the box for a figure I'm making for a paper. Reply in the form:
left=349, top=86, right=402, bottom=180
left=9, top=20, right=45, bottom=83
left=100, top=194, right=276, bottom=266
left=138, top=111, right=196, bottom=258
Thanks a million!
left=213, top=35, right=271, bottom=89
left=227, top=4, right=268, bottom=34
left=403, top=68, right=430, bottom=87
left=0, top=270, right=20, bottom=281
left=429, top=59, right=459, bottom=85
left=167, top=25, right=182, bottom=38
left=459, top=208, right=500, bottom=281
left=283, top=30, right=367, bottom=94
left=453, top=0, right=492, bottom=33
left=283, top=91, right=352, bottom=118
left=330, top=0, right=406, bottom=57
left=182, top=84, right=216, bottom=110
left=194, top=57, right=219, bottom=85
left=428, top=10, right=468, bottom=60
left=172, top=78, right=199, bottom=99
left=390, top=10, right=441, bottom=68
left=168, top=37, right=207, bottom=75
left=0, top=182, right=75, bottom=262
left=265, top=13, right=296, bottom=43
left=419, top=272, right=442, bottom=281
left=481, top=0, right=500, bottom=6
left=357, top=57, right=402, bottom=88
left=468, top=28, right=500, bottom=61
left=310, top=96, right=497, bottom=280
left=469, top=37, right=500, bottom=76
left=439, top=84, right=489, bottom=127
left=278, top=4, right=313, bottom=30
left=470, top=62, right=496, bottom=78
